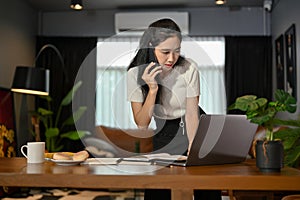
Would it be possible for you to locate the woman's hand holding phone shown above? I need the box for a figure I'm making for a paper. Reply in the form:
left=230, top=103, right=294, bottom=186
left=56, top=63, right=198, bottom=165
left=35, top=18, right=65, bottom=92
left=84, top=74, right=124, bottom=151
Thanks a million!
left=142, top=62, right=162, bottom=90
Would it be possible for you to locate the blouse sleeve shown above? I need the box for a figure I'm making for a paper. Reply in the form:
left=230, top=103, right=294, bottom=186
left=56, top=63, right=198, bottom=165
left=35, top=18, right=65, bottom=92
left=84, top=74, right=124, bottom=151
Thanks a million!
left=127, top=68, right=144, bottom=102
left=186, top=60, right=200, bottom=98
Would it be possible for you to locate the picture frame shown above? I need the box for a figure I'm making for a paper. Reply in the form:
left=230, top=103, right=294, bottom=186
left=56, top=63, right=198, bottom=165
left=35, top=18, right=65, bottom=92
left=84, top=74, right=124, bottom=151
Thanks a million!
left=275, top=34, right=285, bottom=90
left=284, top=24, right=297, bottom=99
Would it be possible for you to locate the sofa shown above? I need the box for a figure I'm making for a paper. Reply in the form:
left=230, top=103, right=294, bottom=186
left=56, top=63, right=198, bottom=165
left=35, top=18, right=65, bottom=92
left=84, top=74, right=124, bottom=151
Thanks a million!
left=84, top=125, right=154, bottom=157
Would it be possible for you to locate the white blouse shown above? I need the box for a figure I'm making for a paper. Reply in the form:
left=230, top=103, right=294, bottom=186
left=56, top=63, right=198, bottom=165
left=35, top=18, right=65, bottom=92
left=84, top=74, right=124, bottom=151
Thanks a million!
left=127, top=58, right=200, bottom=120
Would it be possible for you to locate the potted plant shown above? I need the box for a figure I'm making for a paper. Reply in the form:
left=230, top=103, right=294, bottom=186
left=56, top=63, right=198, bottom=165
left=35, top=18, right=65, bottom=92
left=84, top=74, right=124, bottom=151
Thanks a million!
left=228, top=89, right=298, bottom=172
left=30, top=81, right=90, bottom=152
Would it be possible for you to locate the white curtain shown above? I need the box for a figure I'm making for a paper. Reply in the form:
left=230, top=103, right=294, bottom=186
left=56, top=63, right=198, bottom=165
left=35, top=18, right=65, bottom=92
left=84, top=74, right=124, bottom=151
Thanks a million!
left=96, top=36, right=226, bottom=129
left=181, top=36, right=227, bottom=114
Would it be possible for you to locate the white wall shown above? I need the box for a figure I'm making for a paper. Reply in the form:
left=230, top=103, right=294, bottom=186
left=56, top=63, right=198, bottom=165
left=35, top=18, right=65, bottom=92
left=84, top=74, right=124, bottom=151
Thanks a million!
left=0, top=0, right=37, bottom=88
left=39, top=7, right=269, bottom=37
left=0, top=0, right=38, bottom=156
left=272, top=0, right=300, bottom=115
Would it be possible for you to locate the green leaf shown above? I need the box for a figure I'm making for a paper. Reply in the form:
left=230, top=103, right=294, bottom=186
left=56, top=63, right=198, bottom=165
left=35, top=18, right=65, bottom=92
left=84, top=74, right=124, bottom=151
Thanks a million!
left=284, top=146, right=300, bottom=167
left=227, top=103, right=236, bottom=111
left=61, top=81, right=82, bottom=106
left=45, top=128, right=59, bottom=138
left=275, top=128, right=300, bottom=150
left=39, top=95, right=52, bottom=102
left=51, top=145, right=64, bottom=152
left=286, top=101, right=297, bottom=113
left=250, top=115, right=271, bottom=125
left=245, top=111, right=258, bottom=119
left=234, top=95, right=258, bottom=111
left=254, top=98, right=268, bottom=107
left=274, top=89, right=297, bottom=113
left=60, top=130, right=90, bottom=140
left=274, top=89, right=284, bottom=101
left=231, top=95, right=268, bottom=114
left=62, top=106, right=87, bottom=126
left=273, top=119, right=300, bottom=127
left=78, top=130, right=91, bottom=137
left=38, top=108, right=53, bottom=116
left=265, top=107, right=277, bottom=118
left=274, top=126, right=300, bottom=167
left=275, top=89, right=290, bottom=103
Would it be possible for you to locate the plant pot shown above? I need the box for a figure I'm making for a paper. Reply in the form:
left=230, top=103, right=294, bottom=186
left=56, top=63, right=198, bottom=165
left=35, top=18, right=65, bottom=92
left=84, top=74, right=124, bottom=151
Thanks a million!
left=255, top=140, right=284, bottom=172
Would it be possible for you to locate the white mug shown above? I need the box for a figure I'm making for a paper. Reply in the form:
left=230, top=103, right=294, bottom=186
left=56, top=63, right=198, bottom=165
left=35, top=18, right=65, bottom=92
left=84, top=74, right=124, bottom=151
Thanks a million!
left=26, top=163, right=43, bottom=174
left=21, top=142, right=45, bottom=163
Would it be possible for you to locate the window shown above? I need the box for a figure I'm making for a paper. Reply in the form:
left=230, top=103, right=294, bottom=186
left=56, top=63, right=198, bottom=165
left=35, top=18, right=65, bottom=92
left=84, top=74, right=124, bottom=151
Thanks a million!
left=96, top=36, right=226, bottom=129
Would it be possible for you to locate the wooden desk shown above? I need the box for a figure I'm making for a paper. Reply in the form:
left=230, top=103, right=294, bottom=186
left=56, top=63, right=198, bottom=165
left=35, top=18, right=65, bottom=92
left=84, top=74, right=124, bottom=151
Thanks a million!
left=0, top=158, right=300, bottom=200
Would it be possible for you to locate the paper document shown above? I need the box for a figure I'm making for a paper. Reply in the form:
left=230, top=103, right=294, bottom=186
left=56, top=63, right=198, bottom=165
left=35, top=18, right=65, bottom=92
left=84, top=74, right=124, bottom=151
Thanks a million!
left=83, top=158, right=120, bottom=165
left=118, top=160, right=152, bottom=165
left=122, top=153, right=187, bottom=162
left=82, top=153, right=187, bottom=166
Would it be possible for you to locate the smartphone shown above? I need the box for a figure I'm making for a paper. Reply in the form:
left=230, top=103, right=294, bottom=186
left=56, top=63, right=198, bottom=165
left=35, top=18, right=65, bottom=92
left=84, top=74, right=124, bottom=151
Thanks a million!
left=137, top=48, right=160, bottom=86
left=147, top=48, right=160, bottom=74
left=148, top=48, right=159, bottom=67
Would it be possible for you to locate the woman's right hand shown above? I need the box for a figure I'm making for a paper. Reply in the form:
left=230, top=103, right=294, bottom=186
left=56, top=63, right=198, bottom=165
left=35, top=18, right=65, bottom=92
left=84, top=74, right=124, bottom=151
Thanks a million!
left=142, top=62, right=162, bottom=91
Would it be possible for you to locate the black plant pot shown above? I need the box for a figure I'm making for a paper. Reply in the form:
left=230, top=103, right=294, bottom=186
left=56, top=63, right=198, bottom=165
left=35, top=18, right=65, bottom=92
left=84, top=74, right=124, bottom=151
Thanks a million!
left=255, top=140, right=284, bottom=173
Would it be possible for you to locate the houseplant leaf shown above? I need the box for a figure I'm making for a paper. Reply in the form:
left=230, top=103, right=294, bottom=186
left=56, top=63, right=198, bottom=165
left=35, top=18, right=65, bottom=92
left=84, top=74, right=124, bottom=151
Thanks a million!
left=274, top=89, right=297, bottom=113
left=284, top=146, right=300, bottom=167
left=61, top=106, right=87, bottom=127
left=273, top=123, right=300, bottom=167
left=275, top=128, right=299, bottom=149
left=38, top=108, right=53, bottom=116
left=60, top=130, right=90, bottom=140
left=233, top=95, right=258, bottom=111
left=54, top=80, right=83, bottom=128
left=273, top=118, right=300, bottom=127
left=39, top=95, right=52, bottom=102
left=51, top=144, right=64, bottom=152
left=45, top=128, right=59, bottom=138
left=61, top=81, right=82, bottom=106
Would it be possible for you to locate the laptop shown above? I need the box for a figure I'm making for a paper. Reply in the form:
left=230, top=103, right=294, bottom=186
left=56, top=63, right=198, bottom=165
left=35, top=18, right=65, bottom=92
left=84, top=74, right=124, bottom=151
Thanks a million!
left=155, top=114, right=258, bottom=167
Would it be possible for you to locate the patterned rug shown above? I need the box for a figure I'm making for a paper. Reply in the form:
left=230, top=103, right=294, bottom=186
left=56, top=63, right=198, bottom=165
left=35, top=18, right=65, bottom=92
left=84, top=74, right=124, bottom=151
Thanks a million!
left=1, top=188, right=142, bottom=200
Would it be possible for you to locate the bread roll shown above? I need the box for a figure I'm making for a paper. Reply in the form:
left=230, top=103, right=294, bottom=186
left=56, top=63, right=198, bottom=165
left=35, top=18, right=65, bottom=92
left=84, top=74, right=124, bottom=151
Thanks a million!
left=44, top=152, right=54, bottom=159
left=53, top=152, right=73, bottom=160
left=72, top=150, right=89, bottom=161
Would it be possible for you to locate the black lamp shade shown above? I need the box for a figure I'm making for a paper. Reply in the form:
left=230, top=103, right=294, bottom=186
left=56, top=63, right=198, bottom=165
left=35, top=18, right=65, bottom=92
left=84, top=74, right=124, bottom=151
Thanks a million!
left=11, top=66, right=50, bottom=96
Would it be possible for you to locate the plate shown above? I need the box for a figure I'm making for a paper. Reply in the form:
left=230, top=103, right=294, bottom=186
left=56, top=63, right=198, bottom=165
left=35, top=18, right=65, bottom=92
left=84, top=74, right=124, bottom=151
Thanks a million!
left=46, top=158, right=85, bottom=166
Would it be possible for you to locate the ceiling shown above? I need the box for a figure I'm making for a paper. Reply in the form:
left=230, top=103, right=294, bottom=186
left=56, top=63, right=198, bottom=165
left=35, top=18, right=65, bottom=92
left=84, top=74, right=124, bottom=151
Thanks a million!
left=26, top=0, right=265, bottom=12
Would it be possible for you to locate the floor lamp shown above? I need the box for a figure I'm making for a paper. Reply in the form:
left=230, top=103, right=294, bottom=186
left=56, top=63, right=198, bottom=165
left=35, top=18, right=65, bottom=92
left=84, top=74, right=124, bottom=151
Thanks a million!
left=11, top=44, right=65, bottom=154
left=12, top=44, right=66, bottom=96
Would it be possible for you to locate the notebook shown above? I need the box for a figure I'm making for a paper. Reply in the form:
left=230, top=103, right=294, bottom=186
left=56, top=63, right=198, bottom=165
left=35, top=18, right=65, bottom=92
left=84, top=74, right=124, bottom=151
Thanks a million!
left=154, top=114, right=258, bottom=167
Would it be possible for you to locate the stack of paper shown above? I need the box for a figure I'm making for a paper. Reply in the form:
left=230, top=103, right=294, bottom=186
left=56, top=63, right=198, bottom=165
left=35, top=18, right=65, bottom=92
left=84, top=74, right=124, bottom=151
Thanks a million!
left=82, top=153, right=187, bottom=166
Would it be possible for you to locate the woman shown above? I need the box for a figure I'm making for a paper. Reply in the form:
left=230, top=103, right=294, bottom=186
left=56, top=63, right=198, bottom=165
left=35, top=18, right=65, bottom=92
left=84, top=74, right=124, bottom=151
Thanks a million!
left=127, top=18, right=221, bottom=200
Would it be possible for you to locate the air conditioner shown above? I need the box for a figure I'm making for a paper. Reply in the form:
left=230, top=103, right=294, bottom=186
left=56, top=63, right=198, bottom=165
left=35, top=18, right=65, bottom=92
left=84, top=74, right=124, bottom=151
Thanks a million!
left=114, top=12, right=189, bottom=35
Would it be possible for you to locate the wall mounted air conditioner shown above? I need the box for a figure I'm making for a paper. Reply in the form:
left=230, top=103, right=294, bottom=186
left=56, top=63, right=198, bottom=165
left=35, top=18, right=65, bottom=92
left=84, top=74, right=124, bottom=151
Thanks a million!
left=114, top=12, right=189, bottom=35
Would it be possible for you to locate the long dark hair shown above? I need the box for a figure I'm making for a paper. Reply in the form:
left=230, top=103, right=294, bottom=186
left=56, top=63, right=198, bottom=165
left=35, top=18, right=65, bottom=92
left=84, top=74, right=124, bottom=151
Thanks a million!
left=127, top=18, right=185, bottom=103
